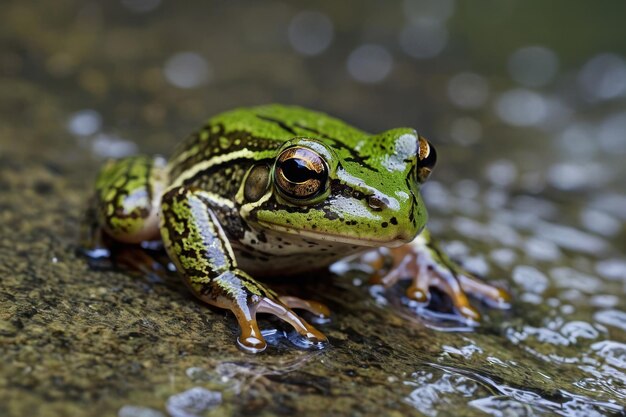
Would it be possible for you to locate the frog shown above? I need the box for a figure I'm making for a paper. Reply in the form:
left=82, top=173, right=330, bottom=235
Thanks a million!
left=80, top=104, right=510, bottom=353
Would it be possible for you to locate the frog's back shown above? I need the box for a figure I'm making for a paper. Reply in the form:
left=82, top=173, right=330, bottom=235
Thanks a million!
left=168, top=105, right=367, bottom=187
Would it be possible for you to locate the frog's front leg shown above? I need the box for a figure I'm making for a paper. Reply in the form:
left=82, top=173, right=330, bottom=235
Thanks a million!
left=160, top=187, right=328, bottom=353
left=370, top=228, right=511, bottom=322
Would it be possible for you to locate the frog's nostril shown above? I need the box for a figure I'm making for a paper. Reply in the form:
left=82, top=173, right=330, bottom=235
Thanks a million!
left=367, top=196, right=387, bottom=211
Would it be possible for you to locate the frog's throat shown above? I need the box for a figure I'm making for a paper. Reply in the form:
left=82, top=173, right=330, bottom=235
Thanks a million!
left=255, top=220, right=409, bottom=248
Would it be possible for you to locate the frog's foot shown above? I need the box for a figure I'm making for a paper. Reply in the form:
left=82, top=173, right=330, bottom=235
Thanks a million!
left=219, top=284, right=328, bottom=353
left=371, top=241, right=510, bottom=323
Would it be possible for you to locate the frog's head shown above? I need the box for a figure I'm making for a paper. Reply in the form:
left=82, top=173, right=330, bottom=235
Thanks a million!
left=240, top=129, right=436, bottom=247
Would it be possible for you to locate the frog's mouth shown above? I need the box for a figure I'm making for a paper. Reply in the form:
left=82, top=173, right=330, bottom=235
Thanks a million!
left=256, top=221, right=411, bottom=248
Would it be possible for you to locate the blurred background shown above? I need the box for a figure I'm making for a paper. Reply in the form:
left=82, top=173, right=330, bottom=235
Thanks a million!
left=1, top=1, right=626, bottom=416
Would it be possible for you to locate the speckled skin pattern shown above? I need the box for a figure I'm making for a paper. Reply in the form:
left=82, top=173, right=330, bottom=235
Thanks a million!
left=83, top=105, right=509, bottom=352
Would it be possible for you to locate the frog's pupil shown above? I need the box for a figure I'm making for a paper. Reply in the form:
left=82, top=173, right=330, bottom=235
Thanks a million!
left=282, top=158, right=313, bottom=183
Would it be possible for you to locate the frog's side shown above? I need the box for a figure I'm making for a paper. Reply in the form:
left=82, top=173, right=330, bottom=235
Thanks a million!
left=81, top=104, right=510, bottom=352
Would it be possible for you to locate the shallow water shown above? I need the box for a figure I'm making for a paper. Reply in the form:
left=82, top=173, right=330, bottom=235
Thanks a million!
left=1, top=1, right=625, bottom=416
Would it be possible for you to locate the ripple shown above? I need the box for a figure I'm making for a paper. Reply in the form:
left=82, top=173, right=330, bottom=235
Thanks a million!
left=166, top=387, right=222, bottom=417
left=594, top=310, right=626, bottom=332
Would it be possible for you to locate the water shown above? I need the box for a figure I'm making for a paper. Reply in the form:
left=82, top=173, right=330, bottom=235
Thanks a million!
left=0, top=0, right=625, bottom=416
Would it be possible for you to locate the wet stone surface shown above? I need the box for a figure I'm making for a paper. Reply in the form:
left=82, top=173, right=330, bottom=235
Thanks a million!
left=1, top=1, right=626, bottom=416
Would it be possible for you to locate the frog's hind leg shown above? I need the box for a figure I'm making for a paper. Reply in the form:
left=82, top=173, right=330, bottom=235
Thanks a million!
left=160, top=186, right=328, bottom=353
left=79, top=156, right=168, bottom=273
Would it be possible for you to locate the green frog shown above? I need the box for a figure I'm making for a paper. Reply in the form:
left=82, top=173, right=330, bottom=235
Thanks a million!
left=81, top=105, right=510, bottom=353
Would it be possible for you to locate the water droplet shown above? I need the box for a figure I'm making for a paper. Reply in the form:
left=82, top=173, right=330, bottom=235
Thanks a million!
left=595, top=309, right=626, bottom=330
left=449, top=116, right=482, bottom=145
left=580, top=209, right=621, bottom=237
left=494, top=89, right=548, bottom=127
left=595, top=258, right=626, bottom=281
left=163, top=52, right=212, bottom=89
left=287, top=11, right=334, bottom=56
left=67, top=109, right=102, bottom=136
left=91, top=133, right=138, bottom=158
left=512, top=265, right=548, bottom=294
left=399, top=20, right=448, bottom=59
left=447, top=72, right=489, bottom=109
left=578, top=53, right=626, bottom=101
left=484, top=159, right=518, bottom=187
left=346, top=44, right=393, bottom=84
left=508, top=46, right=559, bottom=87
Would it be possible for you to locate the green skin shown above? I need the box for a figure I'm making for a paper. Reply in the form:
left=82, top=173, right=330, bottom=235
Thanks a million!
left=82, top=105, right=510, bottom=353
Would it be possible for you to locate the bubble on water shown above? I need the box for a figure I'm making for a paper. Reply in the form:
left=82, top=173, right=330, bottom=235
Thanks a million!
left=494, top=89, right=548, bottom=127
left=346, top=44, right=393, bottom=83
left=534, top=222, right=609, bottom=255
left=166, top=387, right=222, bottom=417
left=560, top=321, right=600, bottom=343
left=287, top=11, right=334, bottom=56
left=595, top=259, right=626, bottom=281
left=508, top=46, right=559, bottom=88
left=512, top=265, right=548, bottom=294
left=447, top=72, right=489, bottom=109
left=594, top=310, right=626, bottom=332
left=403, top=0, right=455, bottom=23
left=399, top=20, right=448, bottom=59
left=91, top=133, right=138, bottom=158
left=551, top=267, right=603, bottom=293
left=591, top=340, right=626, bottom=369
left=449, top=117, right=482, bottom=145
left=67, top=109, right=102, bottom=137
left=163, top=52, right=212, bottom=89
left=121, top=0, right=161, bottom=13
left=580, top=209, right=621, bottom=237
left=484, top=159, right=518, bottom=187
left=118, top=405, right=165, bottom=417
left=598, top=111, right=626, bottom=154
left=490, top=248, right=517, bottom=267
left=578, top=53, right=626, bottom=101
left=442, top=343, right=483, bottom=359
left=524, top=237, right=562, bottom=262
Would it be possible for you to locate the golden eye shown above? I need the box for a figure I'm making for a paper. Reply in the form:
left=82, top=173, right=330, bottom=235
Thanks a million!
left=416, top=136, right=437, bottom=183
left=274, top=147, right=328, bottom=201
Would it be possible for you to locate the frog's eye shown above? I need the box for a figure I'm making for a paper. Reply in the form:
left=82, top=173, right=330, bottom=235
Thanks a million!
left=274, top=146, right=328, bottom=201
left=416, top=136, right=437, bottom=183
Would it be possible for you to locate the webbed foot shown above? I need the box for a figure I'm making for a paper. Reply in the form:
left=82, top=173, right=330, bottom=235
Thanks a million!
left=370, top=231, right=510, bottom=323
